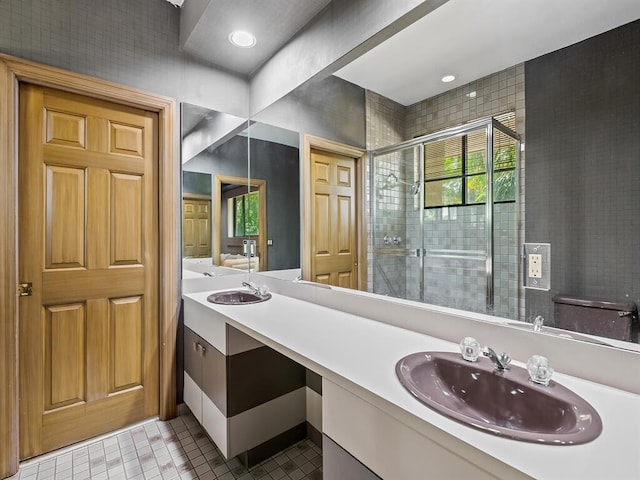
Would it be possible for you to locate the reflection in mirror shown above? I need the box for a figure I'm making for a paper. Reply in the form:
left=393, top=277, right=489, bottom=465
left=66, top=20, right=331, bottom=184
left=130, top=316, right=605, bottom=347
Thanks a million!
left=180, top=12, right=640, bottom=352
left=182, top=171, right=212, bottom=258
left=253, top=17, right=638, bottom=351
left=371, top=114, right=519, bottom=320
left=181, top=103, right=301, bottom=276
left=181, top=103, right=249, bottom=275
left=245, top=122, right=301, bottom=271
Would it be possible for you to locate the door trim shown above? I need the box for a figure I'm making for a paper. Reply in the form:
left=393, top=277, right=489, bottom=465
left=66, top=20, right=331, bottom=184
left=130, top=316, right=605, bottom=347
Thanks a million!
left=213, top=174, right=267, bottom=272
left=0, top=54, right=178, bottom=478
left=301, top=135, right=367, bottom=290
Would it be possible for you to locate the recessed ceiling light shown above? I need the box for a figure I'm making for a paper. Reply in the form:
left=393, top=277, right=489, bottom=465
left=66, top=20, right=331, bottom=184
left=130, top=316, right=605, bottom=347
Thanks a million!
left=229, top=30, right=256, bottom=48
left=466, top=91, right=477, bottom=98
left=441, top=74, right=456, bottom=83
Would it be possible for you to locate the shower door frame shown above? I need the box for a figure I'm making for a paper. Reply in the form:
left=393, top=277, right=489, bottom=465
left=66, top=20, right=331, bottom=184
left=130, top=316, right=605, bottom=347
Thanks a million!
left=371, top=116, right=520, bottom=312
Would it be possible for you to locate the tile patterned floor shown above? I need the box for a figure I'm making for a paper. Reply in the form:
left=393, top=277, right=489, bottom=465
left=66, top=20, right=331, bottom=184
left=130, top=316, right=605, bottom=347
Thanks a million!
left=8, top=409, right=322, bottom=480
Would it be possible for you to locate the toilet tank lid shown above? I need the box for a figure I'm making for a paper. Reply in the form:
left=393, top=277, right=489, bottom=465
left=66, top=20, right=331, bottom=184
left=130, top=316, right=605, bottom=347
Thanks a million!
left=552, top=294, right=637, bottom=312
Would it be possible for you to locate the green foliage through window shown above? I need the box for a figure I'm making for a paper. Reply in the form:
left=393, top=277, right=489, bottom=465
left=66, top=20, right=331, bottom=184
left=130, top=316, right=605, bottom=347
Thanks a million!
left=423, top=117, right=517, bottom=208
left=233, top=191, right=259, bottom=236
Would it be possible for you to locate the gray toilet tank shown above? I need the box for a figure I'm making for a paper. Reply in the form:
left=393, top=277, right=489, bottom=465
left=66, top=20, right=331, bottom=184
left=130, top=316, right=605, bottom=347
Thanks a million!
left=552, top=295, right=639, bottom=343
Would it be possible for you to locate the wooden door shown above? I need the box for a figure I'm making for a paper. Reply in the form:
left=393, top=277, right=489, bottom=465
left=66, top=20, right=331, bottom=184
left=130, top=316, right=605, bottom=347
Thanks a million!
left=18, top=84, right=159, bottom=459
left=309, top=149, right=358, bottom=288
left=183, top=198, right=211, bottom=258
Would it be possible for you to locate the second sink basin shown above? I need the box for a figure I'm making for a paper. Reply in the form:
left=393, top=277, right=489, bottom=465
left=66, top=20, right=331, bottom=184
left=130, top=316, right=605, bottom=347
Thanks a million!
left=207, top=290, right=271, bottom=305
left=396, top=352, right=602, bottom=445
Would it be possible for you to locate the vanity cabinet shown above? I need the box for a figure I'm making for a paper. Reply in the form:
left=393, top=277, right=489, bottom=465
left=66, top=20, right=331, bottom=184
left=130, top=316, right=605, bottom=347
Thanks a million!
left=183, top=326, right=227, bottom=452
left=323, top=380, right=530, bottom=480
left=183, top=326, right=203, bottom=421
left=183, top=297, right=307, bottom=466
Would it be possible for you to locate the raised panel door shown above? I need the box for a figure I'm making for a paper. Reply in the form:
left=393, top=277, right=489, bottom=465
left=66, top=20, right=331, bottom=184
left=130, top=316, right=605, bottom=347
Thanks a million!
left=18, top=84, right=159, bottom=458
left=183, top=198, right=211, bottom=258
left=310, top=150, right=357, bottom=288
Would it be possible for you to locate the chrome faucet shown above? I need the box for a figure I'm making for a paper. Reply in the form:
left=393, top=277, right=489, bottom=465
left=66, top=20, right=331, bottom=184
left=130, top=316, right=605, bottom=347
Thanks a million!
left=482, top=347, right=511, bottom=371
left=533, top=315, right=544, bottom=332
left=242, top=281, right=269, bottom=297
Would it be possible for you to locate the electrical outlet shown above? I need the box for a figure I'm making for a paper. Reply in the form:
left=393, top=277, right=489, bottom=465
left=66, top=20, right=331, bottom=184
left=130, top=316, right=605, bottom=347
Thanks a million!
left=528, top=254, right=542, bottom=278
left=523, top=243, right=551, bottom=290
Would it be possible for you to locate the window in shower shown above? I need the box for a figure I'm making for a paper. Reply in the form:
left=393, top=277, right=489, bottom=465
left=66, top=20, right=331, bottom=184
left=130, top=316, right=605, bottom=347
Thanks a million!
left=423, top=112, right=516, bottom=208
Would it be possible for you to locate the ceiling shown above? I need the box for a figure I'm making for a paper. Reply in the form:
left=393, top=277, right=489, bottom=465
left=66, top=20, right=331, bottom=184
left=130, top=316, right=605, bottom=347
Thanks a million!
left=175, top=0, right=640, bottom=115
left=334, top=0, right=640, bottom=106
left=180, top=0, right=331, bottom=76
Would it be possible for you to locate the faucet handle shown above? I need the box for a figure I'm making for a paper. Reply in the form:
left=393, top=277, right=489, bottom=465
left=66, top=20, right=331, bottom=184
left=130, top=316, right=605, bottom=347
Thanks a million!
left=527, top=355, right=553, bottom=386
left=498, top=352, right=512, bottom=369
left=459, top=337, right=481, bottom=362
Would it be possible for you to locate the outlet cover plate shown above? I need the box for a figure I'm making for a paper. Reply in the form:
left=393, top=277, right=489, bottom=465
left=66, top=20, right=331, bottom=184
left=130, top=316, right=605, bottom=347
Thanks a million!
left=523, top=243, right=550, bottom=290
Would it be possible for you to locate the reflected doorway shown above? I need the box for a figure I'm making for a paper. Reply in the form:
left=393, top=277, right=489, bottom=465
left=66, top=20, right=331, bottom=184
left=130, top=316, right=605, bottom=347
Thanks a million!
left=182, top=194, right=212, bottom=258
left=214, top=174, right=267, bottom=272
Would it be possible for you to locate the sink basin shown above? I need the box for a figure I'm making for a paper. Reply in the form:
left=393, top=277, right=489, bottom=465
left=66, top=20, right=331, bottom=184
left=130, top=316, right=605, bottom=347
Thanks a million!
left=206, top=290, right=271, bottom=305
left=396, top=352, right=602, bottom=445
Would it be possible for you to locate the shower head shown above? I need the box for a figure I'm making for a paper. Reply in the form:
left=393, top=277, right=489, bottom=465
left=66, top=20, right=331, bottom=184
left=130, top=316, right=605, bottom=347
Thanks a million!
left=387, top=173, right=421, bottom=196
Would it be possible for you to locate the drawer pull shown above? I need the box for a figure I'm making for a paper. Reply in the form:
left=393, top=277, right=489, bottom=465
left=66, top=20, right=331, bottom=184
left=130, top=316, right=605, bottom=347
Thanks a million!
left=193, top=341, right=206, bottom=355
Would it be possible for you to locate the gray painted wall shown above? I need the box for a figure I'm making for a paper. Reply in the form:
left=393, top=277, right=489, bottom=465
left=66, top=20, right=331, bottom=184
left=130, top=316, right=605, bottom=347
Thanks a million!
left=254, top=75, right=366, bottom=148
left=0, top=0, right=249, bottom=117
left=525, top=19, right=640, bottom=325
left=250, top=140, right=301, bottom=271
left=183, top=171, right=212, bottom=196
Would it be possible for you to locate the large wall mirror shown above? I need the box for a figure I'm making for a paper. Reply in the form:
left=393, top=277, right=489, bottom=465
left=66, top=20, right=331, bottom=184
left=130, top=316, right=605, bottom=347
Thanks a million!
left=180, top=11, right=640, bottom=353
left=181, top=104, right=301, bottom=275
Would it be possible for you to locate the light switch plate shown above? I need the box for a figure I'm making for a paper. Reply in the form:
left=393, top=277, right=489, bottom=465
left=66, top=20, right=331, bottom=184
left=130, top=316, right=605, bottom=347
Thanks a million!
left=523, top=243, right=550, bottom=290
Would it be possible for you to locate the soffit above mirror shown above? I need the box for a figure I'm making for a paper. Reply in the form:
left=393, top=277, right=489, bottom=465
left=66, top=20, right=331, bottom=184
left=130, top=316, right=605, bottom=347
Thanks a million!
left=179, top=0, right=331, bottom=76
left=334, top=0, right=640, bottom=105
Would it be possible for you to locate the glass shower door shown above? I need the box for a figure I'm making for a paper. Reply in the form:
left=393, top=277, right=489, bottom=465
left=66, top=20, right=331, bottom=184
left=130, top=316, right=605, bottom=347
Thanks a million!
left=370, top=114, right=520, bottom=319
left=421, top=129, right=489, bottom=313
left=371, top=145, right=423, bottom=301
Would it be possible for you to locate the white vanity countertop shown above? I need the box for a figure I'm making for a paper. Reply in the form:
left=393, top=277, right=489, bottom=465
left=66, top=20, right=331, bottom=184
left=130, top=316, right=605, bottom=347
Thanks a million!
left=183, top=290, right=640, bottom=480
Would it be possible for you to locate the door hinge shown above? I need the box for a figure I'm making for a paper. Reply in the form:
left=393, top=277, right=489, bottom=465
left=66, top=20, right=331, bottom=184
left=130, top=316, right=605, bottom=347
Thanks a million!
left=18, top=282, right=33, bottom=296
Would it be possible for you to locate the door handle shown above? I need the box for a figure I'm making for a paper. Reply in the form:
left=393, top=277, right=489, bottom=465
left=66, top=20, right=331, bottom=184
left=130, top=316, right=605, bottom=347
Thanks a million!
left=18, top=282, right=33, bottom=296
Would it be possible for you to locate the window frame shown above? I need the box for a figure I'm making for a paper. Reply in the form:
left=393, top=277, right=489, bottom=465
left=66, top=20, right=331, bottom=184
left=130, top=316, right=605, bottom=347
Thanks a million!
left=423, top=128, right=517, bottom=209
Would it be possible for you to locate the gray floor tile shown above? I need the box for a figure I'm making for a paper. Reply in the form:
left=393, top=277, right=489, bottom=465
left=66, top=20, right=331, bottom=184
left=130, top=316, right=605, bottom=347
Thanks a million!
left=12, top=408, right=322, bottom=480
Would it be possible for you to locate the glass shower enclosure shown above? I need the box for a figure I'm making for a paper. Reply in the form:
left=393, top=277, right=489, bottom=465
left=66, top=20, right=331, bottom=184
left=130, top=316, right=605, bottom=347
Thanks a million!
left=371, top=115, right=520, bottom=319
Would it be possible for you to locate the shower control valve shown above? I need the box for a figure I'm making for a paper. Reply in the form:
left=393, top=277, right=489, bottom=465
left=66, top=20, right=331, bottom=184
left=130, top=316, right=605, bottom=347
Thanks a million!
left=393, top=235, right=402, bottom=245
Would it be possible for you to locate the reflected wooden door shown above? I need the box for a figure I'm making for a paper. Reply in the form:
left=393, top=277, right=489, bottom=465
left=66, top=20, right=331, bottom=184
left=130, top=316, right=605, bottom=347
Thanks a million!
left=310, top=149, right=358, bottom=288
left=183, top=198, right=211, bottom=258
left=18, top=84, right=159, bottom=458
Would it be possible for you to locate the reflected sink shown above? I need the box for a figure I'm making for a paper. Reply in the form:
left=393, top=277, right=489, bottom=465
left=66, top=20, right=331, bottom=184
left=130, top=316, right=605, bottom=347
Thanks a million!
left=396, top=352, right=602, bottom=445
left=207, top=290, right=271, bottom=305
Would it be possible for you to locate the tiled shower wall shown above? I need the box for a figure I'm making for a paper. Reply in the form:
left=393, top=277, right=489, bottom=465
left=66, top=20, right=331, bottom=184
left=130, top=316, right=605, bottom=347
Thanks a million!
left=365, top=91, right=407, bottom=296
left=366, top=65, right=525, bottom=319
